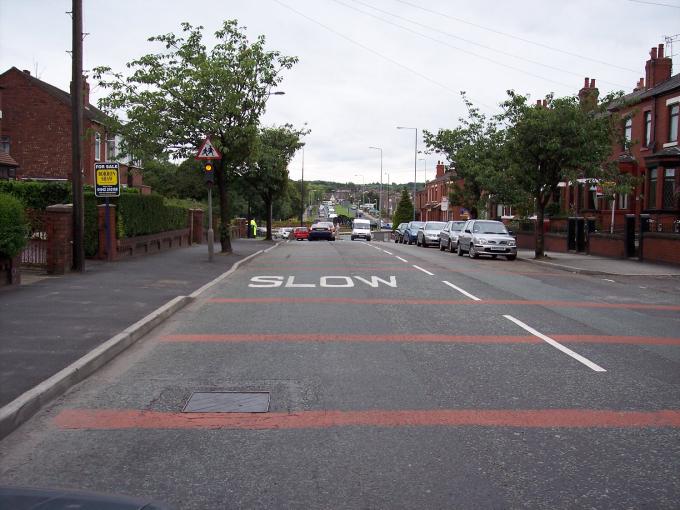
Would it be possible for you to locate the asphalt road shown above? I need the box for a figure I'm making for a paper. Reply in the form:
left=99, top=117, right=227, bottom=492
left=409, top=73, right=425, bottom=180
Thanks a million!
left=1, top=237, right=679, bottom=509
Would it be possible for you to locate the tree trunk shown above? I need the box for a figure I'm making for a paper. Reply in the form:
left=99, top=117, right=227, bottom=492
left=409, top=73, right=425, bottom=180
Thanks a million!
left=265, top=196, right=273, bottom=241
left=216, top=161, right=232, bottom=253
left=534, top=193, right=545, bottom=259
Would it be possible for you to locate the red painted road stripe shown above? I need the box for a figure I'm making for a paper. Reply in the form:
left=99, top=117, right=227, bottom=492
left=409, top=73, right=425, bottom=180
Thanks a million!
left=162, top=333, right=540, bottom=344
left=206, top=297, right=680, bottom=311
left=160, top=333, right=680, bottom=346
left=55, top=408, right=680, bottom=430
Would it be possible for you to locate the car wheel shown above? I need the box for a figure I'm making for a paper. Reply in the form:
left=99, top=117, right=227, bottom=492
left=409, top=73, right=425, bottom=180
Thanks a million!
left=408, top=236, right=414, bottom=245
left=491, top=254, right=497, bottom=259
left=351, top=236, right=355, bottom=241
left=449, top=240, right=455, bottom=253
left=439, top=240, right=445, bottom=251
left=469, top=244, right=479, bottom=259
left=367, top=237, right=371, bottom=242
left=506, top=255, right=516, bottom=261
left=457, top=244, right=464, bottom=256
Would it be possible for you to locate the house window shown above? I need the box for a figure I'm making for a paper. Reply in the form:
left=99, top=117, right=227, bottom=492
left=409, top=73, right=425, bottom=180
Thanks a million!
left=0, top=136, right=9, bottom=153
left=663, top=168, right=676, bottom=209
left=648, top=168, right=658, bottom=209
left=617, top=193, right=629, bottom=210
left=670, top=104, right=679, bottom=142
left=643, top=111, right=652, bottom=147
left=624, top=117, right=632, bottom=147
left=106, top=137, right=116, bottom=160
left=94, top=133, right=101, bottom=161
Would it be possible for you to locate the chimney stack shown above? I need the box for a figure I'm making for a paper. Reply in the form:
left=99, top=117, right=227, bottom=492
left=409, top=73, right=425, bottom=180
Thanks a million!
left=578, top=76, right=599, bottom=111
left=645, top=43, right=672, bottom=89
left=435, top=160, right=446, bottom=178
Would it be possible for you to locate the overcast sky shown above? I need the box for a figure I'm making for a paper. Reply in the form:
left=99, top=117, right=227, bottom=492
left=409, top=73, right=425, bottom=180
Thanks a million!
left=1, top=0, right=679, bottom=184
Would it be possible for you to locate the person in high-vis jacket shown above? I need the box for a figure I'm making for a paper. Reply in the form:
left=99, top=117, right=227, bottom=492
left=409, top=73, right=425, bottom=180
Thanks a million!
left=250, top=219, right=257, bottom=238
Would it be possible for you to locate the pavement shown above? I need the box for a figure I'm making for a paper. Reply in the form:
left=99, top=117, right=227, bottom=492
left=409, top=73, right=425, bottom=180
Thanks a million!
left=517, top=249, right=680, bottom=276
left=0, top=239, right=268, bottom=409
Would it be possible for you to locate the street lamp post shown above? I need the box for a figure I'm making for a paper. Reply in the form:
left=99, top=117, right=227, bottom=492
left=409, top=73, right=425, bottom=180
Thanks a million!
left=299, top=148, right=304, bottom=226
left=369, top=146, right=382, bottom=228
left=397, top=126, right=418, bottom=220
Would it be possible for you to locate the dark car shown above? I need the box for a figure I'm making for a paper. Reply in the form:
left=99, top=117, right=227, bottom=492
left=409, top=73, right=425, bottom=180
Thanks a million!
left=439, top=220, right=467, bottom=252
left=308, top=221, right=335, bottom=241
left=402, top=221, right=425, bottom=245
left=457, top=219, right=517, bottom=260
left=393, top=222, right=408, bottom=243
left=417, top=221, right=447, bottom=247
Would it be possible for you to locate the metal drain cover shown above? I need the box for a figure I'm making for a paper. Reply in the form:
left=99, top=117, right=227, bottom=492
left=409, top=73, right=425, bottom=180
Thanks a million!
left=182, top=392, right=270, bottom=413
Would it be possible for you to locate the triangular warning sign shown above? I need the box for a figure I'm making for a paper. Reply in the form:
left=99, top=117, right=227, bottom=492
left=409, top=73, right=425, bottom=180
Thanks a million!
left=195, top=137, right=222, bottom=160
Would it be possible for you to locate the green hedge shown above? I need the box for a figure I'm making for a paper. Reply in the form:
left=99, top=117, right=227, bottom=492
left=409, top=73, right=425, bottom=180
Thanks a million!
left=115, top=193, right=188, bottom=238
left=0, top=181, right=70, bottom=209
left=0, top=192, right=28, bottom=258
left=1, top=181, right=191, bottom=255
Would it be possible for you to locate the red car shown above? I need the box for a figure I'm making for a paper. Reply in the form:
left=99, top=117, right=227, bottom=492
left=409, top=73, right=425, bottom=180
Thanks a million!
left=293, top=226, right=309, bottom=240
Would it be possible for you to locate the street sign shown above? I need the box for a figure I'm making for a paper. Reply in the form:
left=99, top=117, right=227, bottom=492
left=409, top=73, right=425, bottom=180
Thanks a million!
left=195, top=137, right=222, bottom=160
left=94, top=162, right=120, bottom=197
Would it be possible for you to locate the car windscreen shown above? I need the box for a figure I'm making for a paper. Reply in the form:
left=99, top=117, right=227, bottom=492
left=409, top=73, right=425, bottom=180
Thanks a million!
left=409, top=222, right=425, bottom=229
left=451, top=222, right=466, bottom=231
left=353, top=223, right=370, bottom=229
left=424, top=222, right=447, bottom=230
left=473, top=222, right=508, bottom=234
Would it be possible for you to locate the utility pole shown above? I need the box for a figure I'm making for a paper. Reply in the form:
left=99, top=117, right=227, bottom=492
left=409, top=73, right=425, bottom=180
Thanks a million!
left=70, top=0, right=85, bottom=271
left=299, top=148, right=304, bottom=226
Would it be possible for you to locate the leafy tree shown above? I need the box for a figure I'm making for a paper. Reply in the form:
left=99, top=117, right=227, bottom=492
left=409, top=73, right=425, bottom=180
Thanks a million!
left=392, top=188, right=414, bottom=227
left=500, top=91, right=620, bottom=258
left=93, top=21, right=297, bottom=252
left=242, top=125, right=306, bottom=240
left=424, top=93, right=522, bottom=219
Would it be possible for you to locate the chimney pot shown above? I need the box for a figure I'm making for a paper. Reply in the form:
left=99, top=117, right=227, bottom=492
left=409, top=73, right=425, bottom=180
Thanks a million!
left=536, top=99, right=542, bottom=106
left=22, top=69, right=30, bottom=75
left=658, top=43, right=664, bottom=58
left=590, top=78, right=596, bottom=88
left=542, top=99, right=548, bottom=107
left=584, top=77, right=589, bottom=88
left=651, top=47, right=658, bottom=60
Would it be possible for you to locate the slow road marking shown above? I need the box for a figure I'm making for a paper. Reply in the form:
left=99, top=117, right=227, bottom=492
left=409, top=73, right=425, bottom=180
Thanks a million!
left=504, top=315, right=606, bottom=372
left=55, top=408, right=680, bottom=430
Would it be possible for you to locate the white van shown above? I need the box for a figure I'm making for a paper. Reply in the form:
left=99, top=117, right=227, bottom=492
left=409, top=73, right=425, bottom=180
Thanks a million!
left=351, top=218, right=372, bottom=241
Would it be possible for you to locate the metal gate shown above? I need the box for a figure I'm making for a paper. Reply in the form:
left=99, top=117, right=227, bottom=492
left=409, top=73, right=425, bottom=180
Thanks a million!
left=21, top=210, right=48, bottom=268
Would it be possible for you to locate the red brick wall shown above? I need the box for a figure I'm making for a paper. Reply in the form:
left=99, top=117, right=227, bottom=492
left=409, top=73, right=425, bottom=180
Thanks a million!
left=0, top=68, right=105, bottom=185
left=588, top=233, right=625, bottom=258
left=544, top=233, right=567, bottom=252
left=643, top=233, right=680, bottom=266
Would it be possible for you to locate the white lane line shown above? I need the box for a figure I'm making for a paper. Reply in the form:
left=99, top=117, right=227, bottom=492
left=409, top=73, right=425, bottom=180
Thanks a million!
left=395, top=256, right=408, bottom=263
left=413, top=265, right=434, bottom=276
left=442, top=280, right=481, bottom=301
left=503, top=315, right=606, bottom=373
left=602, top=278, right=615, bottom=283
left=382, top=250, right=393, bottom=255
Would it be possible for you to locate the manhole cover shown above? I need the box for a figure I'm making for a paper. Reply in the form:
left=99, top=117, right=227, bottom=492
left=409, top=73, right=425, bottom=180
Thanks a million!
left=182, top=392, right=270, bottom=413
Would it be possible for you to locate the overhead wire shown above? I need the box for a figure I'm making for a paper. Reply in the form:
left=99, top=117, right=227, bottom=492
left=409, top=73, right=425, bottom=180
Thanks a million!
left=342, top=0, right=630, bottom=89
left=391, top=0, right=640, bottom=74
left=330, top=0, right=611, bottom=91
left=626, top=0, right=680, bottom=7
left=270, top=0, right=498, bottom=111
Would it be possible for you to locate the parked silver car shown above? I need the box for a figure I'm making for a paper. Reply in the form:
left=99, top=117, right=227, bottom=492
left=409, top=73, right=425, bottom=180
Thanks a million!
left=457, top=220, right=517, bottom=260
left=439, top=220, right=466, bottom=252
left=417, top=221, right=447, bottom=247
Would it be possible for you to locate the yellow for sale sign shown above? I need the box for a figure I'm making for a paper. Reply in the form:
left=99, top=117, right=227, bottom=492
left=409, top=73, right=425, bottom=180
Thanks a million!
left=94, top=162, right=120, bottom=197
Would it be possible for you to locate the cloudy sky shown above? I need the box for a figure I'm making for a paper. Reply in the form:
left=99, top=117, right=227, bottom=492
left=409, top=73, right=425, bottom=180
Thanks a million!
left=1, top=0, right=679, bottom=184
